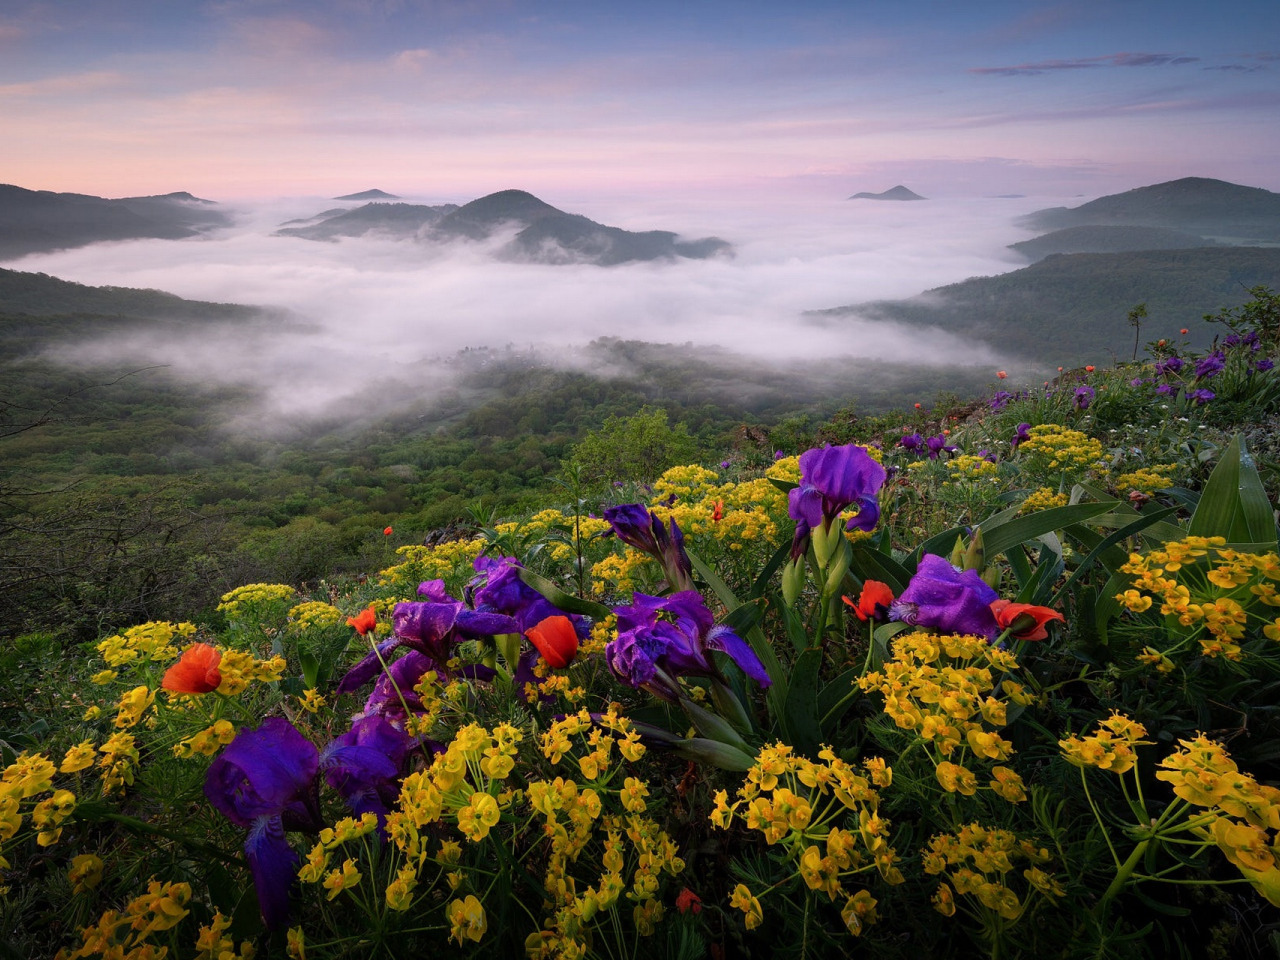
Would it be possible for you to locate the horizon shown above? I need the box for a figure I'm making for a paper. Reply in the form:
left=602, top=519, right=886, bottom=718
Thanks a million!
left=3, top=1, right=1279, bottom=203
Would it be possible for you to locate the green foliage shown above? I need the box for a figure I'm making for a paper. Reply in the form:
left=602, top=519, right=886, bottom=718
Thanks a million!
left=569, top=405, right=699, bottom=483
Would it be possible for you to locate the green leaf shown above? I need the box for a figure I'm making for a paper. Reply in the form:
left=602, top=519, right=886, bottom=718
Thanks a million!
left=300, top=650, right=320, bottom=690
left=750, top=538, right=793, bottom=600
left=516, top=567, right=611, bottom=619
left=981, top=502, right=1117, bottom=558
left=849, top=545, right=912, bottom=593
left=782, top=646, right=823, bottom=757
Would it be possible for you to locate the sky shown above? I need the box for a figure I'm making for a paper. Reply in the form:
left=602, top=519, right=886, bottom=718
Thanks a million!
left=2, top=0, right=1279, bottom=203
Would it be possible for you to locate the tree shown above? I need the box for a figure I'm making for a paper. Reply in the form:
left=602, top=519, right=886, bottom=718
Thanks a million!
left=568, top=406, right=697, bottom=484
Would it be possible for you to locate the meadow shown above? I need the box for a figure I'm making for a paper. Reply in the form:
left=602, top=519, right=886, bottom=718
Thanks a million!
left=3, top=288, right=1280, bottom=959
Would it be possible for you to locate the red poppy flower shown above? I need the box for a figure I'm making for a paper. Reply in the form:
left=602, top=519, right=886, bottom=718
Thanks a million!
left=1085, top=365, right=1095, bottom=373
left=676, top=887, right=703, bottom=915
left=1180, top=328, right=1188, bottom=335
left=989, top=600, right=1064, bottom=640
left=162, top=643, right=223, bottom=694
left=525, top=615, right=578, bottom=668
left=996, top=370, right=1007, bottom=379
left=914, top=403, right=922, bottom=409
left=843, top=580, right=895, bottom=622
left=347, top=605, right=378, bottom=636
left=711, top=500, right=724, bottom=522
left=383, top=526, right=393, bottom=536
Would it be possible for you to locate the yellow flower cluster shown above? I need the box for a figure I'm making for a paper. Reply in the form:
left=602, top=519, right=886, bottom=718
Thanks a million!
left=1155, top=735, right=1280, bottom=905
left=946, top=455, right=1000, bottom=484
left=923, top=823, right=1062, bottom=920
left=57, top=879, right=192, bottom=960
left=173, top=720, right=237, bottom=759
left=97, top=621, right=195, bottom=667
left=1058, top=713, right=1151, bottom=775
left=297, top=812, right=380, bottom=896
left=1020, top=487, right=1069, bottom=514
left=212, top=650, right=287, bottom=696
left=113, top=685, right=156, bottom=729
left=651, top=464, right=721, bottom=503
left=1117, top=537, right=1280, bottom=661
left=2, top=752, right=77, bottom=862
left=216, top=583, right=296, bottom=618
left=1018, top=425, right=1105, bottom=474
left=287, top=601, right=343, bottom=631
left=192, top=911, right=256, bottom=960
left=590, top=550, right=657, bottom=597
left=525, top=804, right=684, bottom=958
left=857, top=632, right=1031, bottom=803
left=540, top=707, right=646, bottom=778
left=1113, top=466, right=1176, bottom=495
left=710, top=742, right=898, bottom=937
left=494, top=509, right=613, bottom=563
left=379, top=538, right=485, bottom=595
left=97, top=733, right=140, bottom=796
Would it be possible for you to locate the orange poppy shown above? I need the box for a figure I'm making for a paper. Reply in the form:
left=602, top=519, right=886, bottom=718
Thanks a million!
left=525, top=615, right=578, bottom=669
left=990, top=600, right=1064, bottom=640
left=843, top=580, right=895, bottom=622
left=996, top=370, right=1007, bottom=379
left=383, top=526, right=393, bottom=536
left=1085, top=365, right=1095, bottom=372
left=347, top=605, right=378, bottom=636
left=162, top=643, right=223, bottom=694
left=1180, top=328, right=1188, bottom=334
left=712, top=500, right=724, bottom=522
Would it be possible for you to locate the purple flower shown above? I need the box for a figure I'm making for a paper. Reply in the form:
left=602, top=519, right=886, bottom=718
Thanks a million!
left=1155, top=355, right=1184, bottom=376
left=320, top=715, right=412, bottom=822
left=899, top=432, right=924, bottom=452
left=787, top=444, right=886, bottom=536
left=1011, top=423, right=1031, bottom=449
left=470, top=556, right=583, bottom=633
left=989, top=391, right=1013, bottom=411
left=888, top=554, right=1000, bottom=641
left=774, top=450, right=785, bottom=460
left=335, top=597, right=519, bottom=696
left=205, top=718, right=322, bottom=930
left=720, top=460, right=731, bottom=469
left=1256, top=358, right=1275, bottom=373
left=606, top=591, right=770, bottom=699
left=1129, top=377, right=1148, bottom=388
left=925, top=435, right=956, bottom=460
left=1223, top=334, right=1242, bottom=348
left=1073, top=385, right=1095, bottom=410
left=1195, top=351, right=1226, bottom=379
left=1187, top=388, right=1215, bottom=405
left=1156, top=382, right=1180, bottom=396
left=603, top=504, right=694, bottom=591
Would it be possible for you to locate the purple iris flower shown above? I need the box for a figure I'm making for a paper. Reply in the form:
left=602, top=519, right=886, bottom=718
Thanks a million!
left=336, top=596, right=519, bottom=696
left=1073, top=386, right=1095, bottom=410
left=925, top=435, right=956, bottom=460
left=606, top=591, right=770, bottom=700
left=720, top=460, right=731, bottom=469
left=989, top=391, right=1013, bottom=411
left=470, top=556, right=584, bottom=634
left=1156, top=383, right=1179, bottom=396
left=1256, top=358, right=1275, bottom=373
left=1155, top=356, right=1184, bottom=376
left=1223, top=334, right=1241, bottom=348
left=1129, top=378, right=1148, bottom=388
left=320, top=715, right=411, bottom=822
left=1187, top=388, right=1215, bottom=405
left=1011, top=423, right=1031, bottom=449
left=205, top=718, right=322, bottom=930
left=603, top=504, right=695, bottom=591
left=899, top=432, right=924, bottom=453
left=787, top=444, right=886, bottom=536
left=888, top=554, right=1001, bottom=642
left=1195, top=351, right=1226, bottom=379
left=774, top=450, right=785, bottom=460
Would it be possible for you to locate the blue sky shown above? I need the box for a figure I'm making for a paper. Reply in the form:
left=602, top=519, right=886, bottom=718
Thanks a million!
left=2, top=0, right=1278, bottom=200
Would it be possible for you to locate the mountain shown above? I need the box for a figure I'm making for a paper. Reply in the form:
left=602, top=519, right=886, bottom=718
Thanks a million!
left=811, top=247, right=1280, bottom=366
left=279, top=189, right=733, bottom=265
left=276, top=202, right=459, bottom=240
left=0, top=185, right=231, bottom=259
left=848, top=185, right=926, bottom=201
left=1009, top=225, right=1217, bottom=261
left=1021, top=177, right=1280, bottom=242
left=333, top=189, right=400, bottom=201
left=0, top=266, right=275, bottom=356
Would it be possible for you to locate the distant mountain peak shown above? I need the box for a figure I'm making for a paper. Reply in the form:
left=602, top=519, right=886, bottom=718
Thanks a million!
left=333, top=189, right=399, bottom=200
left=848, top=185, right=926, bottom=201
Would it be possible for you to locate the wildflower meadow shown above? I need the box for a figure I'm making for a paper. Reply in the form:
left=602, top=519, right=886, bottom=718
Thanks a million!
left=4, top=289, right=1280, bottom=959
